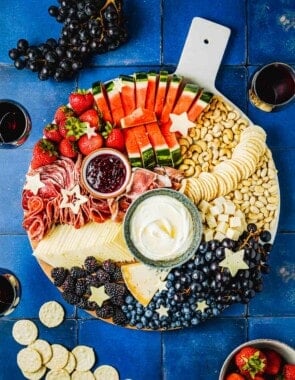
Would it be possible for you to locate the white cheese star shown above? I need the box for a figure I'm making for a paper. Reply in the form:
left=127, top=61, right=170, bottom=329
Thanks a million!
left=156, top=305, right=169, bottom=318
left=219, top=248, right=249, bottom=277
left=112, top=77, right=123, bottom=93
left=169, top=112, right=196, bottom=136
left=157, top=280, right=168, bottom=293
left=196, top=300, right=208, bottom=313
left=89, top=286, right=110, bottom=307
left=85, top=123, right=97, bottom=139
left=59, top=184, right=88, bottom=215
left=24, top=173, right=45, bottom=195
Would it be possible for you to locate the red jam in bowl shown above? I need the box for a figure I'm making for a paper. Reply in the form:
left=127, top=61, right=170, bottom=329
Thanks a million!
left=81, top=148, right=131, bottom=199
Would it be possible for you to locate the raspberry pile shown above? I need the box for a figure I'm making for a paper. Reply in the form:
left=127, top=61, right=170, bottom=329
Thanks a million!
left=8, top=0, right=128, bottom=81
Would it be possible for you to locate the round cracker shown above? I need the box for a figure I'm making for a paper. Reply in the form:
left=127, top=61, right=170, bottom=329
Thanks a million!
left=17, top=347, right=42, bottom=373
left=71, top=370, right=95, bottom=380
left=46, top=344, right=69, bottom=370
left=72, top=345, right=96, bottom=372
left=39, top=301, right=65, bottom=328
left=12, top=320, right=38, bottom=345
left=64, top=351, right=76, bottom=374
left=45, top=369, right=71, bottom=380
left=22, top=365, right=47, bottom=380
left=29, top=339, right=52, bottom=364
left=94, top=365, right=119, bottom=380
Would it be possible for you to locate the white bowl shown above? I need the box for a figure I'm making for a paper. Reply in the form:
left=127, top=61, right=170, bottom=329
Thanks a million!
left=219, top=339, right=295, bottom=379
left=80, top=148, right=131, bottom=199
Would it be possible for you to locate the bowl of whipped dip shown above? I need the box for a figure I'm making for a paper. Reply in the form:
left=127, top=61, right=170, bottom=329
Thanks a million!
left=123, top=188, right=203, bottom=268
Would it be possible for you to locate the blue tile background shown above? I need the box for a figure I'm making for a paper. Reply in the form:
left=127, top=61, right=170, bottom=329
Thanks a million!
left=0, top=0, right=294, bottom=379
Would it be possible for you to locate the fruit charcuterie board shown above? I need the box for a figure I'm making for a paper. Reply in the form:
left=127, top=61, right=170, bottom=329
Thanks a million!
left=22, top=18, right=280, bottom=330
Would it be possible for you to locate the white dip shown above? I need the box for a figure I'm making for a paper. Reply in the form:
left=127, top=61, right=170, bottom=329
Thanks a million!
left=130, top=194, right=194, bottom=261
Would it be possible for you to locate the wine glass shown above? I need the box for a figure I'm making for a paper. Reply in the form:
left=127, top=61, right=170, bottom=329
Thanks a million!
left=0, top=268, right=21, bottom=317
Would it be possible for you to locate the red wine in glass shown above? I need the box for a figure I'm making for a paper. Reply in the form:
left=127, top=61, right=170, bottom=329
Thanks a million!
left=0, top=100, right=31, bottom=147
left=0, top=269, right=21, bottom=316
left=250, top=62, right=295, bottom=111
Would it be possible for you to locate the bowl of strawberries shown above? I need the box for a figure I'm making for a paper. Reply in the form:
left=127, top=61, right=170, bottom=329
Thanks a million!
left=219, top=339, right=295, bottom=380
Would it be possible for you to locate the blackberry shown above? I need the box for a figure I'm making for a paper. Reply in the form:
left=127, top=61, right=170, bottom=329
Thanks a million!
left=70, top=266, right=87, bottom=279
left=85, top=274, right=101, bottom=287
left=111, top=266, right=123, bottom=282
left=113, top=307, right=127, bottom=325
left=96, top=269, right=110, bottom=284
left=102, top=259, right=116, bottom=274
left=96, top=303, right=114, bottom=319
left=51, top=267, right=69, bottom=287
left=62, top=275, right=76, bottom=293
left=84, top=256, right=99, bottom=273
left=62, top=291, right=80, bottom=305
left=110, top=295, right=125, bottom=306
left=75, top=278, right=87, bottom=296
left=76, top=297, right=89, bottom=310
left=105, top=283, right=126, bottom=297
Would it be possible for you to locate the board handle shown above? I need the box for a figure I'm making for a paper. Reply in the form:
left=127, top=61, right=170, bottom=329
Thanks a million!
left=175, top=17, right=231, bottom=92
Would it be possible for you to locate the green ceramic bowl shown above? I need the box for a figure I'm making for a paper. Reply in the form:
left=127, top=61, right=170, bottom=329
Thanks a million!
left=123, top=188, right=203, bottom=269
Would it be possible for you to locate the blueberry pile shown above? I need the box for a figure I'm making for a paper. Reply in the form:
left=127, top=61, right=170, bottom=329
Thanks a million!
left=8, top=0, right=128, bottom=81
left=51, top=224, right=272, bottom=330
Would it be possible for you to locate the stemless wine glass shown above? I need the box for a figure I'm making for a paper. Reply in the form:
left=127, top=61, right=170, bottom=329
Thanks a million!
left=0, top=99, right=31, bottom=147
left=0, top=268, right=21, bottom=317
left=249, top=62, right=295, bottom=112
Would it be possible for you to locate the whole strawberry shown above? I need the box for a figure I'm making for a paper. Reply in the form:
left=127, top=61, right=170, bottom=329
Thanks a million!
left=235, top=346, right=267, bottom=379
left=69, top=89, right=94, bottom=115
left=264, top=349, right=282, bottom=375
left=54, top=105, right=75, bottom=126
left=59, top=138, right=78, bottom=159
left=283, top=363, right=295, bottom=380
left=78, top=133, right=104, bottom=156
left=79, top=108, right=100, bottom=129
left=103, top=123, right=125, bottom=152
left=225, top=373, right=245, bottom=380
left=58, top=117, right=88, bottom=141
left=43, top=123, right=62, bottom=143
left=31, top=138, right=58, bottom=169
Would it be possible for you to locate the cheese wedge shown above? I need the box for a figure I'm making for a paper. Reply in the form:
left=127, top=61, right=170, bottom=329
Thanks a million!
left=33, top=221, right=134, bottom=268
left=121, top=262, right=170, bottom=307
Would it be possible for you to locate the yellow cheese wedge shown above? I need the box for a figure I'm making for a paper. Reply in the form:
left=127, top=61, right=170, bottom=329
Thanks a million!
left=33, top=221, right=134, bottom=268
left=121, top=262, right=170, bottom=307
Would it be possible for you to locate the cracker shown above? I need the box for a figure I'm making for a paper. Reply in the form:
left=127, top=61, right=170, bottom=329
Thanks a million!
left=22, top=365, right=47, bottom=380
left=94, top=365, right=119, bottom=380
left=12, top=320, right=38, bottom=345
left=39, top=301, right=65, bottom=328
left=72, top=345, right=96, bottom=372
left=17, top=347, right=42, bottom=373
left=46, top=344, right=69, bottom=370
left=45, top=369, right=71, bottom=380
left=71, top=370, right=95, bottom=380
left=64, top=351, right=76, bottom=374
left=29, top=339, right=52, bottom=364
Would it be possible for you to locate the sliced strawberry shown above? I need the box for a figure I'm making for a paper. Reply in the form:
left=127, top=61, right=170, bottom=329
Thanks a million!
left=54, top=105, right=75, bottom=126
left=58, top=117, right=88, bottom=141
left=78, top=133, right=104, bottom=156
left=59, top=138, right=78, bottom=158
left=69, top=89, right=94, bottom=115
left=79, top=108, right=100, bottom=129
left=235, top=346, right=267, bottom=379
left=43, top=123, right=63, bottom=143
left=103, top=123, right=125, bottom=152
left=31, top=138, right=58, bottom=169
left=264, top=349, right=282, bottom=375
left=225, top=373, right=246, bottom=380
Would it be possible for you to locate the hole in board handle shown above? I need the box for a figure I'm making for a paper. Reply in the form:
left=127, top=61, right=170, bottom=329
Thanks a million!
left=203, top=39, right=209, bottom=44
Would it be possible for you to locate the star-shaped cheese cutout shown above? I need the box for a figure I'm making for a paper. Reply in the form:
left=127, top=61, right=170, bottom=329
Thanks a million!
left=219, top=248, right=249, bottom=277
left=112, top=77, right=123, bottom=93
left=24, top=173, right=45, bottom=195
left=85, top=123, right=97, bottom=139
left=169, top=112, right=196, bottom=136
left=88, top=286, right=110, bottom=307
left=60, top=184, right=88, bottom=214
left=196, top=300, right=208, bottom=313
left=156, top=305, right=169, bottom=318
left=157, top=280, right=168, bottom=293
